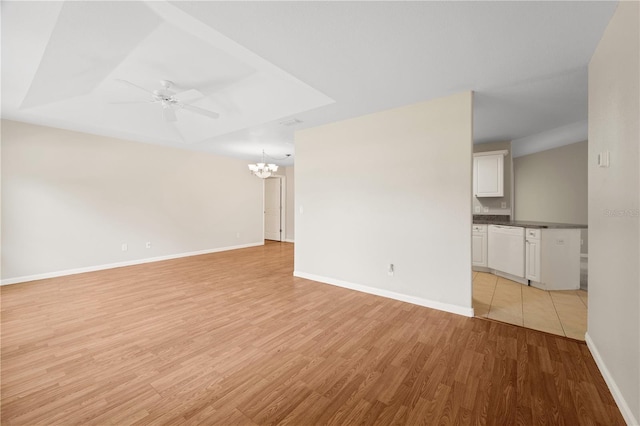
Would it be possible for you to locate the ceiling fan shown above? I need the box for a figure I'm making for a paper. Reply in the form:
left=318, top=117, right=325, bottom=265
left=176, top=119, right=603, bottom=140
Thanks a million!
left=114, top=79, right=219, bottom=122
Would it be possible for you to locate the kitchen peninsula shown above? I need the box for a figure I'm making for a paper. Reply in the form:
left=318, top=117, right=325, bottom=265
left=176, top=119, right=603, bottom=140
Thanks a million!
left=472, top=215, right=587, bottom=291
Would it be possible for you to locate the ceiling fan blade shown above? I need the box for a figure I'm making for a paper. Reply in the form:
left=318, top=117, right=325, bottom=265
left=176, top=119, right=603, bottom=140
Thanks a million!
left=180, top=103, right=219, bottom=119
left=173, top=89, right=204, bottom=104
left=108, top=100, right=155, bottom=105
left=162, top=106, right=177, bottom=122
left=115, top=79, right=154, bottom=96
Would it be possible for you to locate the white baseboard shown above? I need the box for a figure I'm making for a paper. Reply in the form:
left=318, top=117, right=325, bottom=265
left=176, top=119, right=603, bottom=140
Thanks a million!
left=1, top=242, right=264, bottom=286
left=494, top=270, right=528, bottom=285
left=293, top=271, right=474, bottom=318
left=585, top=332, right=639, bottom=426
left=284, top=239, right=295, bottom=243
left=474, top=268, right=528, bottom=285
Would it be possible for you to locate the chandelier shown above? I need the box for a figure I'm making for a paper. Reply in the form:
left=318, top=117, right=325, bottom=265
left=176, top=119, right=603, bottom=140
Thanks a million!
left=248, top=150, right=279, bottom=178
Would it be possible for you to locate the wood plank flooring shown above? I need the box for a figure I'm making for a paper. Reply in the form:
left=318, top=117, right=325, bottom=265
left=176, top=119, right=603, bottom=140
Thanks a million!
left=1, top=242, right=624, bottom=425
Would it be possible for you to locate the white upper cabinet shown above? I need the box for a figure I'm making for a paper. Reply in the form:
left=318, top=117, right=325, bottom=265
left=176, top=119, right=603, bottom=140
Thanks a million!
left=473, top=150, right=507, bottom=197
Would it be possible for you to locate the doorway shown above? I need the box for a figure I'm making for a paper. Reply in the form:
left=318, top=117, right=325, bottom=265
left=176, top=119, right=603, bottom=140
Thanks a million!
left=264, top=176, right=286, bottom=242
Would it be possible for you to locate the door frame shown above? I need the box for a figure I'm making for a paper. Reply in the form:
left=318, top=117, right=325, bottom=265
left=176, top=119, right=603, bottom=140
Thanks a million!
left=263, top=175, right=286, bottom=242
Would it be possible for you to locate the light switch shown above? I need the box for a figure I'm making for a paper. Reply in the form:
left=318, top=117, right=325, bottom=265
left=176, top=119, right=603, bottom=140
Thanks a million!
left=598, top=151, right=610, bottom=167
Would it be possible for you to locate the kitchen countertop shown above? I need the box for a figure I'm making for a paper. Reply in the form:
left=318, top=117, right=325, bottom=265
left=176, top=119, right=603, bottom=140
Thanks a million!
left=472, top=219, right=587, bottom=229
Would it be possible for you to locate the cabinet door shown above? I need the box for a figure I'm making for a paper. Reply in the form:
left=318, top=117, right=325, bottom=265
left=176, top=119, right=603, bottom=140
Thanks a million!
left=472, top=233, right=487, bottom=267
left=474, top=154, right=504, bottom=197
left=525, top=239, right=541, bottom=281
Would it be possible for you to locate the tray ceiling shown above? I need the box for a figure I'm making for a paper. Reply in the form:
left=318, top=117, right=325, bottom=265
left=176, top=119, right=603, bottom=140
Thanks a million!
left=2, top=1, right=617, bottom=165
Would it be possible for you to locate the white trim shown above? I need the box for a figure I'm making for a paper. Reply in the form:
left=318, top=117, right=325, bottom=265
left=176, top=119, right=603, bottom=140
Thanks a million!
left=473, top=149, right=508, bottom=157
left=0, top=242, right=264, bottom=286
left=293, top=271, right=474, bottom=318
left=585, top=332, right=639, bottom=426
left=284, top=239, right=295, bottom=243
left=262, top=179, right=266, bottom=241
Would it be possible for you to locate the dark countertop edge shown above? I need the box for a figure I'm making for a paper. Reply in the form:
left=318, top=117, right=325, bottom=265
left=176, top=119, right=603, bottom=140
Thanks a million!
left=472, top=220, right=587, bottom=229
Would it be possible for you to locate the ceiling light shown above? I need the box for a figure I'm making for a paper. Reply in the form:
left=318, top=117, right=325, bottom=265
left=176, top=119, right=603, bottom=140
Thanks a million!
left=248, top=150, right=278, bottom=179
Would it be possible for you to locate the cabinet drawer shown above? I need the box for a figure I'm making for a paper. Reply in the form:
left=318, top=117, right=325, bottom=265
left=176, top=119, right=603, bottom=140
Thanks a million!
left=525, top=228, right=540, bottom=240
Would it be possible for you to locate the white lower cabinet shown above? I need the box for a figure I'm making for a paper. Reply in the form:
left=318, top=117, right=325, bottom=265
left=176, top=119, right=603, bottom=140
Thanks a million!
left=475, top=224, right=581, bottom=290
left=472, top=225, right=487, bottom=267
left=527, top=228, right=581, bottom=291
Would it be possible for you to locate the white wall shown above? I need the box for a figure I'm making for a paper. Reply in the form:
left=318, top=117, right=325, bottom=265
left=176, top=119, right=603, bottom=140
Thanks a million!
left=1, top=120, right=264, bottom=283
left=514, top=141, right=588, bottom=225
left=294, top=92, right=473, bottom=316
left=587, top=2, right=640, bottom=425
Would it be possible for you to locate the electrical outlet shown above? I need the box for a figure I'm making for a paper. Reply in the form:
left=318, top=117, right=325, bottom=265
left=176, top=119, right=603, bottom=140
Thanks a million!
left=121, top=243, right=128, bottom=251
left=556, top=238, right=565, bottom=245
left=474, top=206, right=481, bottom=213
left=145, top=242, right=151, bottom=249
left=483, top=207, right=489, bottom=213
left=501, top=202, right=507, bottom=209
left=387, top=264, right=394, bottom=276
left=236, top=232, right=240, bottom=239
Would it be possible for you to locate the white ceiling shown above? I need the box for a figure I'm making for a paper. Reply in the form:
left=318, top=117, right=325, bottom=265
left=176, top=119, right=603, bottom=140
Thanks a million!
left=2, top=1, right=617, bottom=166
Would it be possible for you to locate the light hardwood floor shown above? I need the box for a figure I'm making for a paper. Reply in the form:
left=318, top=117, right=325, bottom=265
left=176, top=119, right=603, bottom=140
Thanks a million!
left=1, top=242, right=622, bottom=425
left=473, top=272, right=588, bottom=340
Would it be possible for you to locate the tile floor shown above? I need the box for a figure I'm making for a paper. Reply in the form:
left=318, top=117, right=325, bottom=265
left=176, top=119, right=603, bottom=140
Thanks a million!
left=473, top=271, right=588, bottom=340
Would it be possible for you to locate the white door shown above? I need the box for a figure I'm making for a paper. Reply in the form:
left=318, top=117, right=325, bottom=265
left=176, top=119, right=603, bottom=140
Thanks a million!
left=264, top=178, right=282, bottom=241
